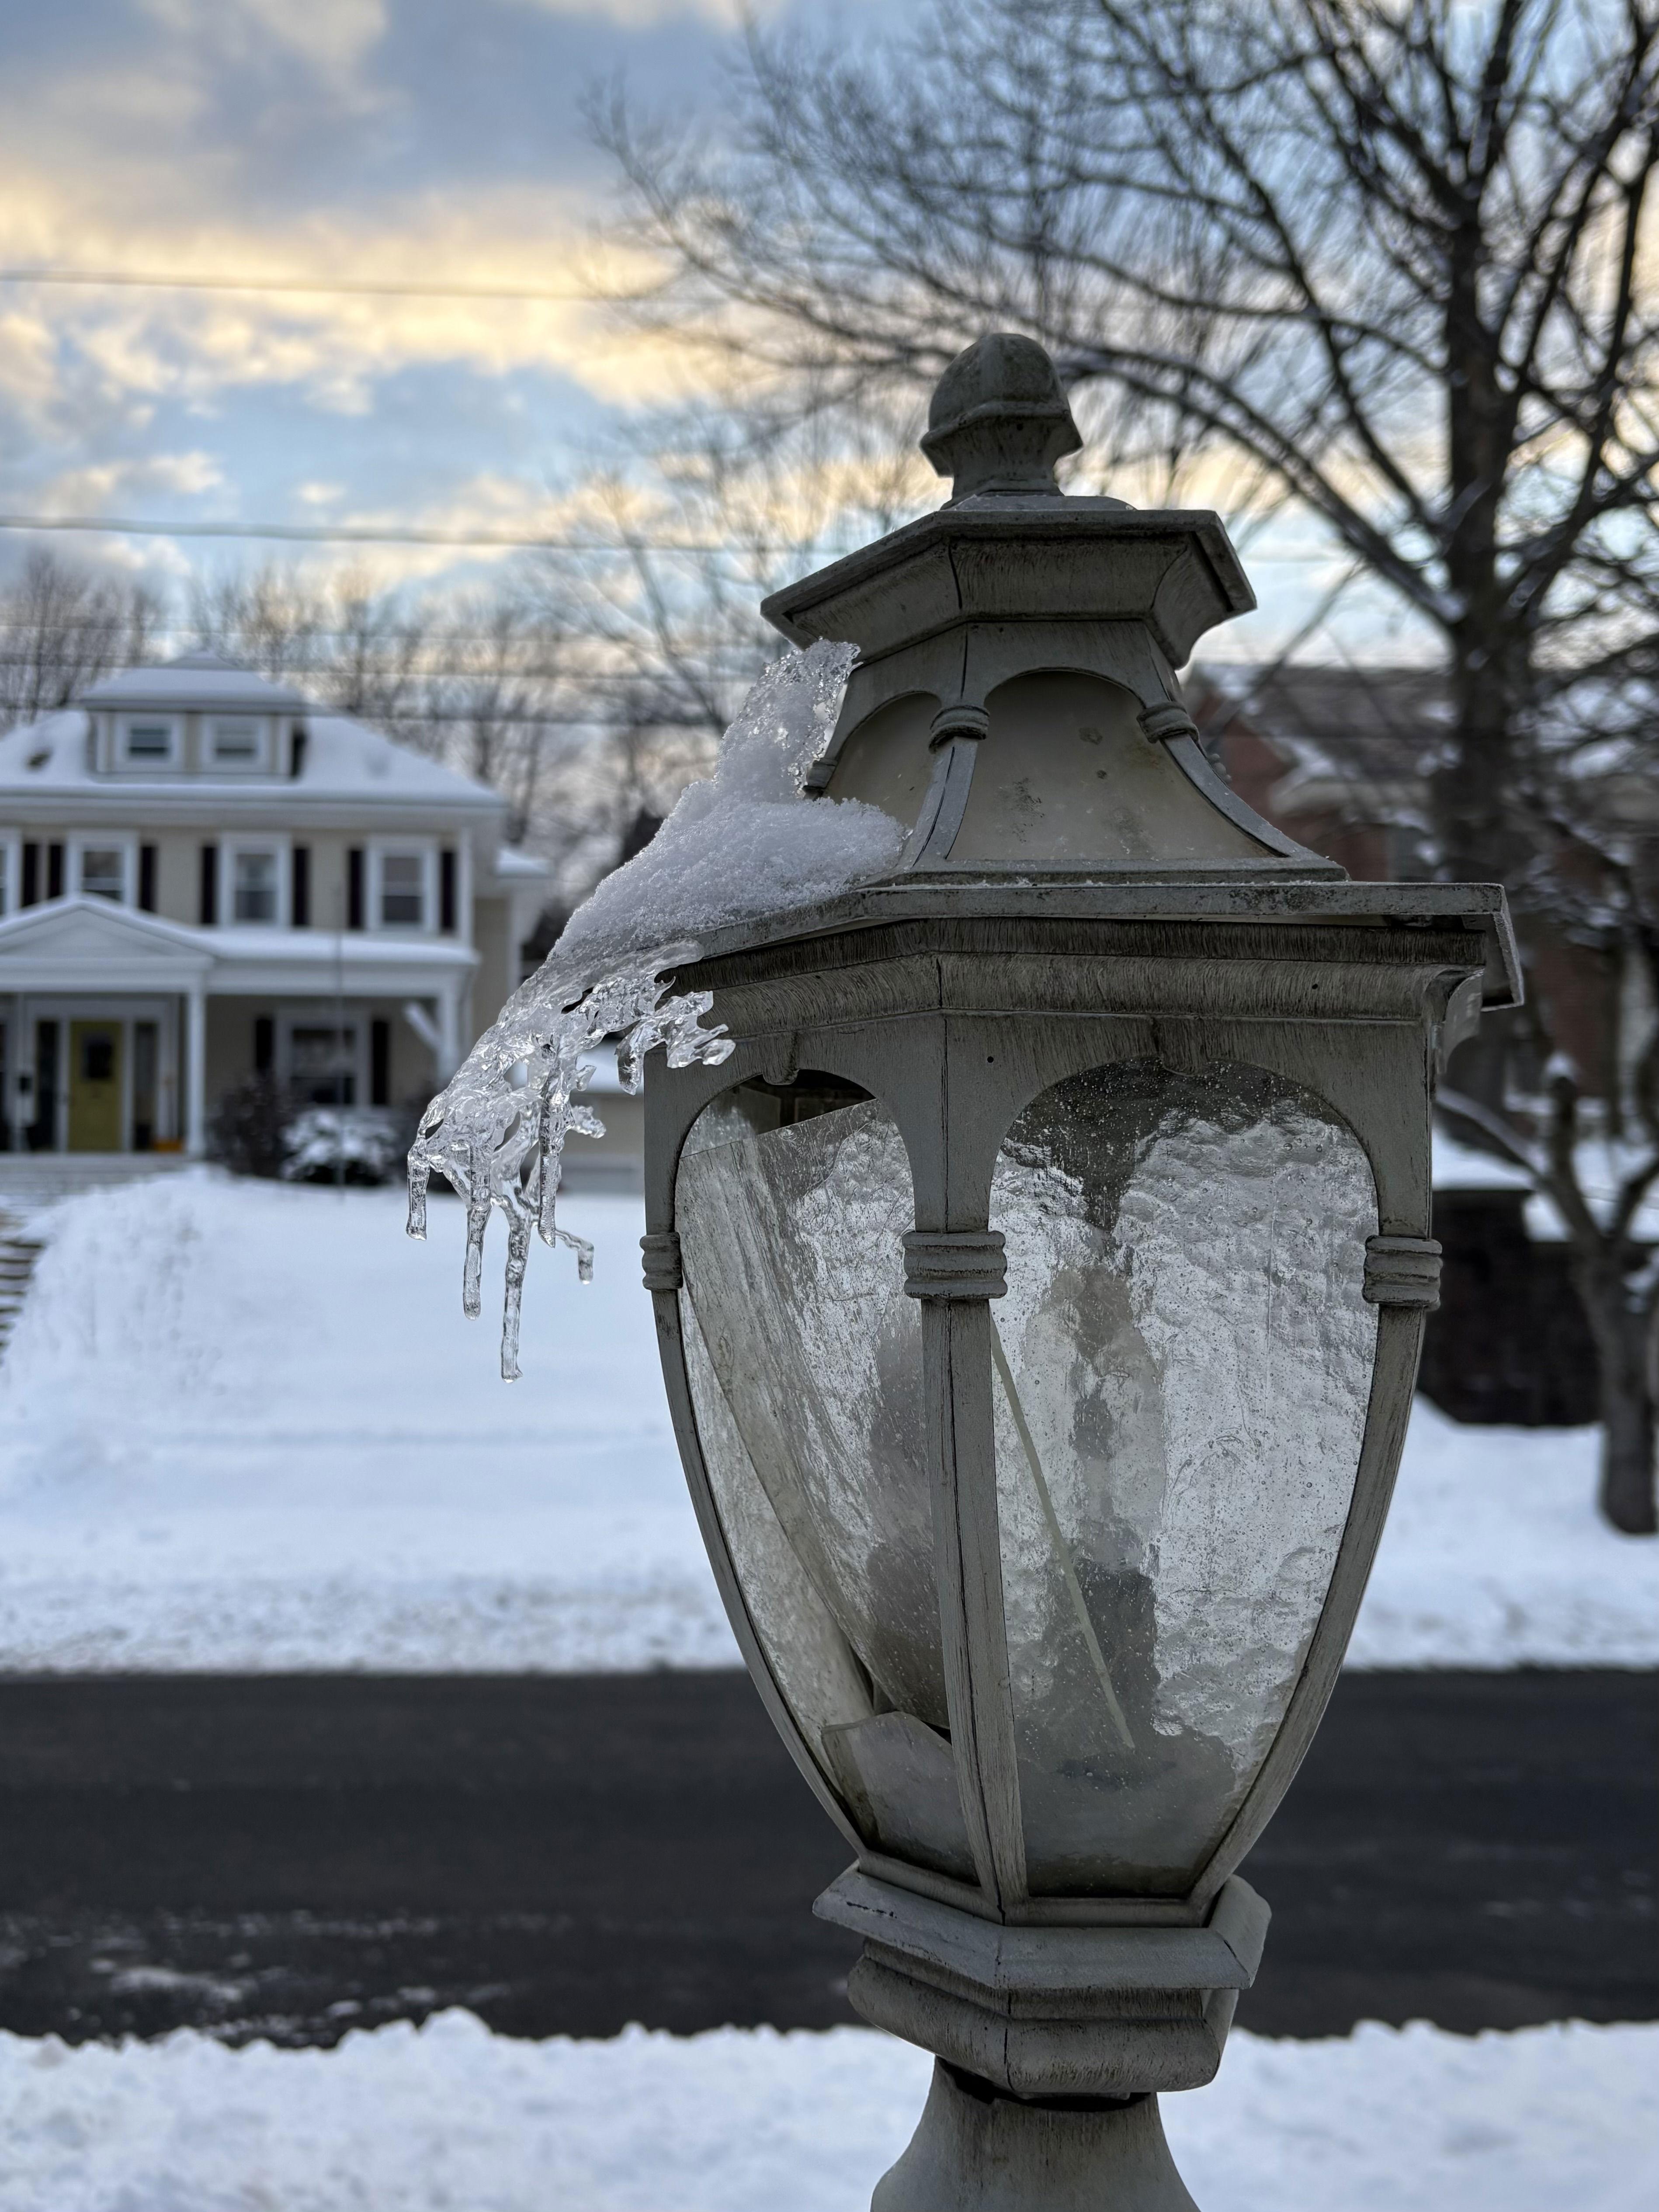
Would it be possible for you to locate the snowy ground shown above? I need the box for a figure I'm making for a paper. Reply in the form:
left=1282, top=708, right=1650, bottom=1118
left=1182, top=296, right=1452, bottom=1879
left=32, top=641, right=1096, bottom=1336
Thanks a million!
left=0, top=1170, right=1652, bottom=1673
left=0, top=2010, right=1651, bottom=2212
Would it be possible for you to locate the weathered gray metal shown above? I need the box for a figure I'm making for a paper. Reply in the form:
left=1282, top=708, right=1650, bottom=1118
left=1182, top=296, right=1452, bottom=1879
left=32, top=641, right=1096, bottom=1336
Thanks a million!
left=639, top=334, right=1516, bottom=2209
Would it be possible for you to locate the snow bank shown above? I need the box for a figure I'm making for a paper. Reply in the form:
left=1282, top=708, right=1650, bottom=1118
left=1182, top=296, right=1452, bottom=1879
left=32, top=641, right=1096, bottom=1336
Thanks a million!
left=0, top=1175, right=733, bottom=1672
left=0, top=2011, right=1648, bottom=2212
left=1351, top=1396, right=1659, bottom=1667
left=0, top=1171, right=1652, bottom=1672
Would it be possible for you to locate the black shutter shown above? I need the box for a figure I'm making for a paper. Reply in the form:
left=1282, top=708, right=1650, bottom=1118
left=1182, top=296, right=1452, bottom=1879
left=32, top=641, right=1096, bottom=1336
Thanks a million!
left=291, top=845, right=310, bottom=926
left=46, top=843, right=63, bottom=900
left=253, top=1015, right=274, bottom=1074
left=138, top=844, right=157, bottom=912
left=20, top=844, right=37, bottom=908
left=290, top=724, right=307, bottom=779
left=199, top=843, right=218, bottom=924
left=439, top=847, right=457, bottom=933
left=347, top=847, right=364, bottom=930
left=370, top=1018, right=390, bottom=1107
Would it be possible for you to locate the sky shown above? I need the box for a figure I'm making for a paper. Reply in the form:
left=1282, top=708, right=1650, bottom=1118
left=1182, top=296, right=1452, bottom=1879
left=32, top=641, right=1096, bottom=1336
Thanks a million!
left=0, top=0, right=1419, bottom=662
left=0, top=0, right=852, bottom=600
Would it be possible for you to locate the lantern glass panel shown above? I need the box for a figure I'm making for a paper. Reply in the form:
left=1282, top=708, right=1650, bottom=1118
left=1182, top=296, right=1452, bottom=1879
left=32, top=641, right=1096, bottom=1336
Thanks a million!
left=677, top=1087, right=974, bottom=1880
left=988, top=1060, right=1378, bottom=1896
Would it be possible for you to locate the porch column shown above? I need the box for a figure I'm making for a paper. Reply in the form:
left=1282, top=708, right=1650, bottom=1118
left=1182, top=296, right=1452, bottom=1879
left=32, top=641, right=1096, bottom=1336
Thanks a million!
left=184, top=986, right=207, bottom=1157
left=437, top=980, right=463, bottom=1079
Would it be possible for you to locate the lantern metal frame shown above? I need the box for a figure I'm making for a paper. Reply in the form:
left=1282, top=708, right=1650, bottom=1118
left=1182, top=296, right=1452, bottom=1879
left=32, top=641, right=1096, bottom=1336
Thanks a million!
left=642, top=873, right=1514, bottom=1933
left=633, top=335, right=1520, bottom=2203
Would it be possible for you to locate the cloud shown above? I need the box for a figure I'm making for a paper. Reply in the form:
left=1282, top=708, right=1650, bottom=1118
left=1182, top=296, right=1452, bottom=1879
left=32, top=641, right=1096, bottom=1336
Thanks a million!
left=137, top=0, right=389, bottom=84
left=511, top=0, right=768, bottom=24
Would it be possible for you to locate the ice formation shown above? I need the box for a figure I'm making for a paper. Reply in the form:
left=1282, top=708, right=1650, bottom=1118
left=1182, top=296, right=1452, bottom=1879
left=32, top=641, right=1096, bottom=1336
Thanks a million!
left=407, top=640, right=905, bottom=1376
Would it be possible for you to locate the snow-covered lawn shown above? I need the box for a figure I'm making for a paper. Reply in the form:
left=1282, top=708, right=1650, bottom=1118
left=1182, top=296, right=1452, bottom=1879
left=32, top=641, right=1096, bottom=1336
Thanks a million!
left=0, top=1170, right=1652, bottom=1672
left=0, top=2011, right=1650, bottom=2212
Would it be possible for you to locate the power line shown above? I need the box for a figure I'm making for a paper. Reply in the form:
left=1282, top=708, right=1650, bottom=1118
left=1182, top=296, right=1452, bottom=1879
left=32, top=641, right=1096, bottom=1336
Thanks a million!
left=0, top=514, right=817, bottom=552
left=0, top=512, right=1337, bottom=559
left=0, top=267, right=594, bottom=304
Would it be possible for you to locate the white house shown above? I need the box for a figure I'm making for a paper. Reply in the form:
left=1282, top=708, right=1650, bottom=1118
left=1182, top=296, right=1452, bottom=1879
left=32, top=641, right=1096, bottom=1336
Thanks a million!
left=0, top=651, right=547, bottom=1159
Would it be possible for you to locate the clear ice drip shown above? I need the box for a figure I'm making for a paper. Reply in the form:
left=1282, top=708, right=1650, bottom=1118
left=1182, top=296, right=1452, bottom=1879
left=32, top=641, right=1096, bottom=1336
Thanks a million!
left=407, top=640, right=904, bottom=1377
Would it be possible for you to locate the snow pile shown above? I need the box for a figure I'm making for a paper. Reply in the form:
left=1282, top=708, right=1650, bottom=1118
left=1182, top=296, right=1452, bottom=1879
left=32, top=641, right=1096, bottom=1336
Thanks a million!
left=408, top=641, right=903, bottom=1375
left=0, top=1172, right=1653, bottom=1672
left=0, top=1177, right=731, bottom=1672
left=1350, top=1396, right=1659, bottom=1667
left=0, top=2011, right=1648, bottom=2212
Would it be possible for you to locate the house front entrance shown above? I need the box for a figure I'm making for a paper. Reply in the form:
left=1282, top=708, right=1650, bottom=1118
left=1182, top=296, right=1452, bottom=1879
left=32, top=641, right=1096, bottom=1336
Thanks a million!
left=68, top=1021, right=124, bottom=1152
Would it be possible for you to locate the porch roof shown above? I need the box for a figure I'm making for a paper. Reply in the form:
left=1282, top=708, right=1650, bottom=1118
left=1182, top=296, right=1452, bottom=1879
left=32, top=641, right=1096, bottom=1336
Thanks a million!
left=0, top=899, right=476, bottom=998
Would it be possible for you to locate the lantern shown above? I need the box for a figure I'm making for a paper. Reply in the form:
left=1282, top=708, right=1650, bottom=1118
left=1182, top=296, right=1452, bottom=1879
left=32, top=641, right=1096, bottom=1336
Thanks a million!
left=640, top=337, right=1517, bottom=2209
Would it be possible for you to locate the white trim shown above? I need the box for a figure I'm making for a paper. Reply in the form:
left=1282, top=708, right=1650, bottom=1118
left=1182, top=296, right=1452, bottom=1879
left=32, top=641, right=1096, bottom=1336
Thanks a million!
left=368, top=836, right=437, bottom=934
left=184, top=987, right=206, bottom=1157
left=220, top=832, right=291, bottom=928
left=67, top=832, right=138, bottom=907
left=0, top=832, right=19, bottom=920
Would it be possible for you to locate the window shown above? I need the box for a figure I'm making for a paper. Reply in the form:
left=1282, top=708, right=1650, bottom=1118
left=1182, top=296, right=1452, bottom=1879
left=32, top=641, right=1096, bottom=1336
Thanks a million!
left=379, top=853, right=426, bottom=928
left=121, top=718, right=176, bottom=764
left=211, top=718, right=264, bottom=766
left=231, top=849, right=279, bottom=923
left=79, top=846, right=126, bottom=901
left=289, top=1022, right=357, bottom=1106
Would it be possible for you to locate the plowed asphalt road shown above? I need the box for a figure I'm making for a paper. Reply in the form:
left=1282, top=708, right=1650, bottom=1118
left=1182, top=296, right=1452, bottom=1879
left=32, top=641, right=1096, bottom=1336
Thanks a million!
left=0, top=1669, right=1648, bottom=2046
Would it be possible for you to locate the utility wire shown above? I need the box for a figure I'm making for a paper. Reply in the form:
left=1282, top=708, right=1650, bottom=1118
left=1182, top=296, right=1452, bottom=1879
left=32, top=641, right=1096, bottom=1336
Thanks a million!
left=0, top=267, right=595, bottom=303
left=0, top=512, right=1333, bottom=558
left=0, top=514, right=822, bottom=552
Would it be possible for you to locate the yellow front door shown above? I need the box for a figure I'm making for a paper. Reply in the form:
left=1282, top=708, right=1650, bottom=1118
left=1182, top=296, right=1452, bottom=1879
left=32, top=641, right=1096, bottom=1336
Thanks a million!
left=68, top=1022, right=123, bottom=1152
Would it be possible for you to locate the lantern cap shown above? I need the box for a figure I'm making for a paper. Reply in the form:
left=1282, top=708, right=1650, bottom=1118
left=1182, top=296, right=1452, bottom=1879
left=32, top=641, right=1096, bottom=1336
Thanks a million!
left=920, top=334, right=1088, bottom=502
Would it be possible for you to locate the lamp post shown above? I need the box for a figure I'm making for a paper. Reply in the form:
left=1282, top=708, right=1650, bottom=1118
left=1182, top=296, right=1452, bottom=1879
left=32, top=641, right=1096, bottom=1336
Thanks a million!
left=639, top=335, right=1517, bottom=2210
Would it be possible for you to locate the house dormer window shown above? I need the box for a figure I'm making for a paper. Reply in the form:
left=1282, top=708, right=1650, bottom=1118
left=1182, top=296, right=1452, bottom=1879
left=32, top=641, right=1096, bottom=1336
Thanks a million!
left=210, top=717, right=267, bottom=769
left=121, top=717, right=177, bottom=765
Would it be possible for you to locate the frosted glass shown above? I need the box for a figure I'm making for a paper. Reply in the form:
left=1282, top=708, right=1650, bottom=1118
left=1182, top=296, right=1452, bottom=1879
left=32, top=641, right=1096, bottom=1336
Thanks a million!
left=677, top=1095, right=973, bottom=1879
left=989, top=1060, right=1378, bottom=1894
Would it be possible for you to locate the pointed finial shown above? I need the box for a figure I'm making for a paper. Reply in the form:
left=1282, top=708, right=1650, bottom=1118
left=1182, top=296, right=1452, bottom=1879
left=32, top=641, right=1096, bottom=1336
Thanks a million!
left=919, top=333, right=1083, bottom=501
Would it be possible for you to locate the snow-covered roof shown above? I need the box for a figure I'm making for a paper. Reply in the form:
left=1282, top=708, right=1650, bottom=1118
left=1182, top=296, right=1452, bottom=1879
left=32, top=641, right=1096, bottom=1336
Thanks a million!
left=0, top=706, right=500, bottom=812
left=80, top=649, right=311, bottom=714
left=492, top=846, right=548, bottom=879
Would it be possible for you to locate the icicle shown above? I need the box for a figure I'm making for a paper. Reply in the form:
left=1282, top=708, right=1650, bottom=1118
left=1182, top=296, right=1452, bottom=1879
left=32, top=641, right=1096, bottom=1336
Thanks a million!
left=406, top=638, right=900, bottom=1376
left=501, top=1214, right=531, bottom=1381
left=406, top=1162, right=429, bottom=1241
left=462, top=1193, right=489, bottom=1319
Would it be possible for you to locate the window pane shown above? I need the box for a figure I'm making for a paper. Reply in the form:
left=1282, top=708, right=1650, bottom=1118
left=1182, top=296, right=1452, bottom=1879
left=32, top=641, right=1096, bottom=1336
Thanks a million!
left=125, top=722, right=173, bottom=759
left=212, top=719, right=261, bottom=762
left=290, top=1023, right=357, bottom=1105
left=380, top=853, right=424, bottom=926
left=80, top=848, right=124, bottom=900
left=233, top=850, right=278, bottom=922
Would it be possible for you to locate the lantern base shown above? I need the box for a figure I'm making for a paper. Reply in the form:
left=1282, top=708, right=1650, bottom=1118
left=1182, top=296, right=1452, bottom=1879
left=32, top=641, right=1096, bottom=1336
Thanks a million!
left=816, top=1869, right=1269, bottom=2211
left=873, top=2061, right=1197, bottom=2212
left=816, top=1868, right=1268, bottom=2100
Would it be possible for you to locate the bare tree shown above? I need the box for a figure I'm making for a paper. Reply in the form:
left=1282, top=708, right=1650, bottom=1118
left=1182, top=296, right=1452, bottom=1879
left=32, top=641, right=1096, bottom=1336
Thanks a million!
left=527, top=399, right=932, bottom=883
left=597, top=0, right=1659, bottom=1531
left=0, top=551, right=162, bottom=729
left=189, top=565, right=427, bottom=727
